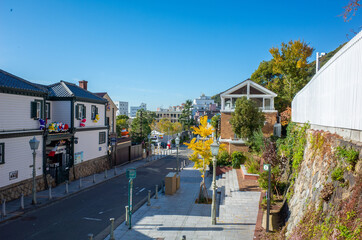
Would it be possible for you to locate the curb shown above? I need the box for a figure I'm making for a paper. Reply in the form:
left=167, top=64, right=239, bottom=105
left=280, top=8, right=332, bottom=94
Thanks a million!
left=0, top=153, right=176, bottom=225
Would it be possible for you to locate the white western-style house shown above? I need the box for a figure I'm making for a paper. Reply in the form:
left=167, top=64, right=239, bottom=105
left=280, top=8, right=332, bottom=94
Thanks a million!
left=0, top=70, right=111, bottom=201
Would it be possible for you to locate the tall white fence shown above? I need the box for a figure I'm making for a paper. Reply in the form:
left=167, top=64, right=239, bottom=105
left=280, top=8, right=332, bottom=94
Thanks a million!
left=292, top=30, right=362, bottom=134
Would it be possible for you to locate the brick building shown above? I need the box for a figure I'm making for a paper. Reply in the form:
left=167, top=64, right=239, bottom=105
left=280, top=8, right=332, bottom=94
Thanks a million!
left=219, top=79, right=278, bottom=153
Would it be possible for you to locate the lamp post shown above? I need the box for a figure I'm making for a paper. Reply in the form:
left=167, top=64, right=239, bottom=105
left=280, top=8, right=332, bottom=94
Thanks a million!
left=148, top=134, right=151, bottom=159
left=175, top=136, right=180, bottom=173
left=29, top=136, right=40, bottom=205
left=210, top=137, right=220, bottom=225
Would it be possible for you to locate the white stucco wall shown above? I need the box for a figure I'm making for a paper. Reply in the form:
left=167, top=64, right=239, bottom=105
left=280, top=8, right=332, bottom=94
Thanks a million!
left=51, top=101, right=71, bottom=125
left=73, top=130, right=108, bottom=163
left=0, top=136, right=43, bottom=188
left=292, top=30, right=362, bottom=133
left=73, top=101, right=106, bottom=128
left=0, top=93, right=44, bottom=131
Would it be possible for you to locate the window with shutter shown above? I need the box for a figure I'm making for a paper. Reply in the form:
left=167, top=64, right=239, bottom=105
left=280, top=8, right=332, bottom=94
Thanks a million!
left=91, top=105, right=96, bottom=120
left=45, top=103, right=51, bottom=119
left=83, top=106, right=86, bottom=119
left=75, top=105, right=79, bottom=119
left=31, top=101, right=37, bottom=118
left=0, top=143, right=4, bottom=164
left=31, top=100, right=43, bottom=119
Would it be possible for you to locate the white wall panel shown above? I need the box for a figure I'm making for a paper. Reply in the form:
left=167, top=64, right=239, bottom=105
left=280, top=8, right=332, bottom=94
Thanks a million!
left=73, top=101, right=105, bottom=128
left=292, top=30, right=362, bottom=131
left=51, top=101, right=71, bottom=125
left=0, top=93, right=44, bottom=131
left=74, top=130, right=107, bottom=162
left=0, top=136, right=43, bottom=188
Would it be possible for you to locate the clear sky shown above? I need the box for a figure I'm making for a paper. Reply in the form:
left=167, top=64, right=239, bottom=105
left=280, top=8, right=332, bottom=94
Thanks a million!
left=1, top=0, right=361, bottom=111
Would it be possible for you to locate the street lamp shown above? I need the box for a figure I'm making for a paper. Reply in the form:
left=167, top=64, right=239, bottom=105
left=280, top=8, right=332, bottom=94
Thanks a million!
left=29, top=136, right=40, bottom=205
left=210, top=137, right=220, bottom=225
left=148, top=135, right=151, bottom=159
left=175, top=136, right=180, bottom=173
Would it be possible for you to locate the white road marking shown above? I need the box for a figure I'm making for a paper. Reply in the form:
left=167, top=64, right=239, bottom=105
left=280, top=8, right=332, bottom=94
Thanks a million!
left=83, top=217, right=102, bottom=221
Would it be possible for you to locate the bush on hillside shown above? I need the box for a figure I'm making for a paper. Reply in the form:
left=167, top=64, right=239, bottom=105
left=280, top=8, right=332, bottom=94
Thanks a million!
left=231, top=151, right=246, bottom=168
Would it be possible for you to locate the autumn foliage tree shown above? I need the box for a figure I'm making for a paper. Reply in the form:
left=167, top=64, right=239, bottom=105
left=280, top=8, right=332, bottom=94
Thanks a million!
left=251, top=40, right=313, bottom=112
left=269, top=40, right=314, bottom=104
left=185, top=116, right=225, bottom=202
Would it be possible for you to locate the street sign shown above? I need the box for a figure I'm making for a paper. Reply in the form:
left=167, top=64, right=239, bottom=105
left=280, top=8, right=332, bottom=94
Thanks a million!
left=263, top=164, right=270, bottom=171
left=126, top=168, right=136, bottom=179
left=111, top=137, right=116, bottom=146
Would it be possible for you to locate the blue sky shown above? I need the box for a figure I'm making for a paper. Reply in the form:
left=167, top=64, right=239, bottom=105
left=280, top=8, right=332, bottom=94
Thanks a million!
left=1, top=0, right=361, bottom=111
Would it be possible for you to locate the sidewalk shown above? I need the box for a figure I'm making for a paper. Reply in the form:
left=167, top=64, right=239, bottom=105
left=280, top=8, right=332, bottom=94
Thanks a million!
left=103, top=163, right=260, bottom=240
left=0, top=148, right=181, bottom=224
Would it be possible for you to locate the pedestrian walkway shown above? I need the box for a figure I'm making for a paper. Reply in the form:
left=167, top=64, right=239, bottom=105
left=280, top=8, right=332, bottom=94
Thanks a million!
left=103, top=165, right=260, bottom=240
left=0, top=148, right=182, bottom=223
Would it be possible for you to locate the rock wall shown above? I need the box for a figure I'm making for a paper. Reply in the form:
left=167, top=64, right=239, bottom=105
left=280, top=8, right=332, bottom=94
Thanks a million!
left=69, top=155, right=109, bottom=181
left=286, top=129, right=362, bottom=236
left=0, top=175, right=50, bottom=201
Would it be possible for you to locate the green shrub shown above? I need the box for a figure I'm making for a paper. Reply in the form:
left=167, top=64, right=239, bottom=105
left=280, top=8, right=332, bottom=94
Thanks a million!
left=258, top=166, right=282, bottom=195
left=331, top=167, right=344, bottom=182
left=217, top=151, right=230, bottom=166
left=231, top=151, right=246, bottom=168
left=336, top=146, right=359, bottom=169
left=247, top=129, right=264, bottom=154
left=245, top=156, right=260, bottom=174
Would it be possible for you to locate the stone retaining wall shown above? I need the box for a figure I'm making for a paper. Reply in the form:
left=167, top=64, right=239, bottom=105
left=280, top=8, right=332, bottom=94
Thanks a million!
left=69, top=155, right=109, bottom=181
left=0, top=175, right=50, bottom=202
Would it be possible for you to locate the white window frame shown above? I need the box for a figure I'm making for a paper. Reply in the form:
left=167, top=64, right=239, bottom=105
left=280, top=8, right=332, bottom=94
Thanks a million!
left=79, top=105, right=84, bottom=119
left=36, top=101, right=41, bottom=119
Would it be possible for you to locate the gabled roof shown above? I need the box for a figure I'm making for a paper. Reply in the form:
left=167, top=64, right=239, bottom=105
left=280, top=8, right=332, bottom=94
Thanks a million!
left=94, top=92, right=107, bottom=98
left=220, top=79, right=277, bottom=97
left=0, top=69, right=47, bottom=95
left=48, top=81, right=107, bottom=103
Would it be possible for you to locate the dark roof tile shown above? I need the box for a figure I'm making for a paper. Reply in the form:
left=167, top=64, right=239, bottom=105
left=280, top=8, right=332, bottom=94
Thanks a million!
left=0, top=69, right=47, bottom=94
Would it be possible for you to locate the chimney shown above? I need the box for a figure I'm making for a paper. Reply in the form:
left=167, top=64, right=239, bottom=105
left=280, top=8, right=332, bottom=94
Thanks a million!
left=79, top=80, right=88, bottom=90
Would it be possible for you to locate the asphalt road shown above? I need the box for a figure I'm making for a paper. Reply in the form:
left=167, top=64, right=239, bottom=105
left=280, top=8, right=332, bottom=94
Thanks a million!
left=0, top=151, right=189, bottom=240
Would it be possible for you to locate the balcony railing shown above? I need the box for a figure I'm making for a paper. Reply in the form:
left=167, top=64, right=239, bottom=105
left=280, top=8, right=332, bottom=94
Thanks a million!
left=223, top=105, right=274, bottom=111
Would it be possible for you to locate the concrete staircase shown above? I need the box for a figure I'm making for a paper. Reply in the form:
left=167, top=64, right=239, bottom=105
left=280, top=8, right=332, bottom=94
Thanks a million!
left=216, top=169, right=261, bottom=228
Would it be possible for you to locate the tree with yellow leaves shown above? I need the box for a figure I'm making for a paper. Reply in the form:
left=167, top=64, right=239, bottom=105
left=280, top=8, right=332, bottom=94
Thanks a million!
left=185, top=116, right=225, bottom=202
left=269, top=40, right=314, bottom=103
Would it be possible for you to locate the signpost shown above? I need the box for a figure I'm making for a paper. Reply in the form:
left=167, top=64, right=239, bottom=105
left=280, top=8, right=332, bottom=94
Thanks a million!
left=111, top=137, right=116, bottom=146
left=126, top=168, right=136, bottom=229
left=263, top=164, right=271, bottom=232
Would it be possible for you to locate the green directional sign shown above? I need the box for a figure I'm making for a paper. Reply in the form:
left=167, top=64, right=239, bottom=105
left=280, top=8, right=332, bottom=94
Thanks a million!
left=126, top=168, right=136, bottom=179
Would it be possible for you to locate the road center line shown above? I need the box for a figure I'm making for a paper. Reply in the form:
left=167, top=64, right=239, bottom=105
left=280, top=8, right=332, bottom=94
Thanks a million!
left=82, top=217, right=102, bottom=221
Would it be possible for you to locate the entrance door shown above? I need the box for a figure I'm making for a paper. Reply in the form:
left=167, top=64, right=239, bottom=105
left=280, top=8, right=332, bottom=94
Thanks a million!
left=58, top=153, right=70, bottom=183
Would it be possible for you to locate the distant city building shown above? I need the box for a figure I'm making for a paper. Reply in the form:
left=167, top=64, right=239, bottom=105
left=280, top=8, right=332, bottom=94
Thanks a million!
left=192, top=94, right=219, bottom=122
left=115, top=101, right=128, bottom=116
left=130, top=103, right=147, bottom=118
left=154, top=108, right=183, bottom=123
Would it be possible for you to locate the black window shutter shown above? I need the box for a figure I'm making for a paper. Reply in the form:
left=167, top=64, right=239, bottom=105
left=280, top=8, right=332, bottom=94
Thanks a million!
left=31, top=101, right=37, bottom=118
left=83, top=105, right=86, bottom=119
left=75, top=105, right=79, bottom=119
